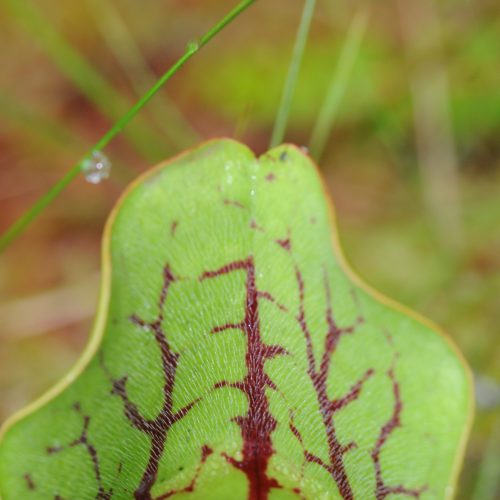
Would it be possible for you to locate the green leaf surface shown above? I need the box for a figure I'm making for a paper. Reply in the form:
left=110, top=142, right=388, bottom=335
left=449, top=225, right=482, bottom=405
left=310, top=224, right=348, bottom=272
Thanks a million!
left=0, top=139, right=472, bottom=499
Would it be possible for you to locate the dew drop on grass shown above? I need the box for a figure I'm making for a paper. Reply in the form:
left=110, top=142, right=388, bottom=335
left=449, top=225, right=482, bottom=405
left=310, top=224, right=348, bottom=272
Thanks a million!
left=82, top=151, right=111, bottom=184
left=186, top=39, right=200, bottom=53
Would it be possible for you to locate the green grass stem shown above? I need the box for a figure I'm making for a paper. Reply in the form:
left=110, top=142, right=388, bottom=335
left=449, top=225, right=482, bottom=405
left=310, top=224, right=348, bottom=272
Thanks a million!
left=0, top=91, right=139, bottom=182
left=5, top=0, right=169, bottom=160
left=270, top=0, right=316, bottom=148
left=0, top=0, right=256, bottom=254
left=309, top=9, right=369, bottom=160
left=86, top=0, right=200, bottom=149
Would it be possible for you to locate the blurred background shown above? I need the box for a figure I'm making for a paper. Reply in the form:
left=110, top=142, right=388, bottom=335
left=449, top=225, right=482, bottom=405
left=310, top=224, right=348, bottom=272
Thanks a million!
left=0, top=0, right=498, bottom=497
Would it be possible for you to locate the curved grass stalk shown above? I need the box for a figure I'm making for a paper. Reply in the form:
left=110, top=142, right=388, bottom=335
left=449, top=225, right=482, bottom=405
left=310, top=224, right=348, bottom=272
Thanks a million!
left=86, top=0, right=200, bottom=149
left=309, top=9, right=369, bottom=160
left=270, top=0, right=316, bottom=148
left=4, top=0, right=179, bottom=160
left=0, top=91, right=137, bottom=181
left=0, top=0, right=256, bottom=254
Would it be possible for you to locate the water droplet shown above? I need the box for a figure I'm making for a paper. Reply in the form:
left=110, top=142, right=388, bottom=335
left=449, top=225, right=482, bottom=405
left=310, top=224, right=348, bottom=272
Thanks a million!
left=226, top=175, right=233, bottom=185
left=186, top=39, right=200, bottom=52
left=300, top=145, right=310, bottom=155
left=82, top=151, right=111, bottom=184
left=250, top=189, right=256, bottom=197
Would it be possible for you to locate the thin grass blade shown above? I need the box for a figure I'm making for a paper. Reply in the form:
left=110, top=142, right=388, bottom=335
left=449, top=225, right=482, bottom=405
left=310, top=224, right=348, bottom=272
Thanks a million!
left=86, top=0, right=199, bottom=149
left=4, top=0, right=168, bottom=161
left=270, top=0, right=316, bottom=148
left=309, top=9, right=369, bottom=160
left=0, top=0, right=256, bottom=253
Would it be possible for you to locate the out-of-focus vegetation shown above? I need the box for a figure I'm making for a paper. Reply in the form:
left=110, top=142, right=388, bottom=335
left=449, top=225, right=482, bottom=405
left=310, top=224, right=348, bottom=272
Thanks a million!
left=0, top=0, right=498, bottom=498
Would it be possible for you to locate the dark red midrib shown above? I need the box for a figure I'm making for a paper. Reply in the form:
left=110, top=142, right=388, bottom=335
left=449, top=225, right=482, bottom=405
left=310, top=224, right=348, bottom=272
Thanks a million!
left=240, top=260, right=279, bottom=499
left=201, top=257, right=283, bottom=499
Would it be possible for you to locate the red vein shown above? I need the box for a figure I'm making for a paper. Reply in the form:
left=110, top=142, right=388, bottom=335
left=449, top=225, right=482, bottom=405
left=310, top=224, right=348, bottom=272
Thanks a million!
left=223, top=198, right=245, bottom=209
left=371, top=361, right=427, bottom=499
left=200, top=256, right=287, bottom=499
left=292, top=265, right=370, bottom=499
left=23, top=473, right=35, bottom=491
left=257, top=291, right=289, bottom=312
left=103, top=264, right=199, bottom=500
left=250, top=219, right=265, bottom=232
left=46, top=403, right=112, bottom=500
left=155, top=446, right=213, bottom=500
left=275, top=229, right=292, bottom=252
